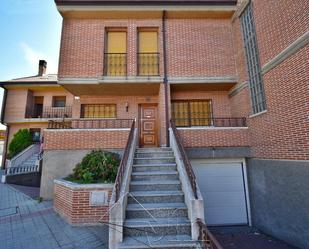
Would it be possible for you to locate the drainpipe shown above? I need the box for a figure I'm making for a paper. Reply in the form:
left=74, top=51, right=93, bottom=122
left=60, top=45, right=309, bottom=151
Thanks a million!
left=162, top=10, right=170, bottom=147
left=0, top=86, right=8, bottom=169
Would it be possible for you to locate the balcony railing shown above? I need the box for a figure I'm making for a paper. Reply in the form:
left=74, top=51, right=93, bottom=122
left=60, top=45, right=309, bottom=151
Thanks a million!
left=48, top=119, right=134, bottom=129
left=172, top=117, right=247, bottom=128
left=26, top=106, right=72, bottom=119
left=137, top=52, right=159, bottom=76
left=104, top=53, right=127, bottom=76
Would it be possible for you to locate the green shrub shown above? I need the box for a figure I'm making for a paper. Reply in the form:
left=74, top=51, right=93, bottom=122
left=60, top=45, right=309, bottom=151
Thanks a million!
left=66, top=150, right=120, bottom=184
left=8, top=129, right=33, bottom=159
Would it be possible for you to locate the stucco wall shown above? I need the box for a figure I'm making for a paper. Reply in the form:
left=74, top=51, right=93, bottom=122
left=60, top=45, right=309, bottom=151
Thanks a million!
left=247, top=158, right=309, bottom=249
left=40, top=149, right=122, bottom=200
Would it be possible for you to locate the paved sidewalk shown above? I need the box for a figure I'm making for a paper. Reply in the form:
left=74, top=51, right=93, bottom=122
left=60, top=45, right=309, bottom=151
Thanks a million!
left=0, top=183, right=109, bottom=249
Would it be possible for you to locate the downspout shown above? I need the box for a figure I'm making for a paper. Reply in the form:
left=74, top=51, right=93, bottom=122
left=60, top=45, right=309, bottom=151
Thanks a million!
left=162, top=10, right=170, bottom=147
left=0, top=86, right=8, bottom=169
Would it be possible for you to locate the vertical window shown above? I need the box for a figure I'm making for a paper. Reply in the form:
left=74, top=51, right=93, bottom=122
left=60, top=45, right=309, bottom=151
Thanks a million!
left=52, top=96, right=66, bottom=107
left=105, top=31, right=127, bottom=76
left=81, top=104, right=116, bottom=118
left=138, top=30, right=159, bottom=76
left=171, top=100, right=212, bottom=127
left=240, top=1, right=266, bottom=114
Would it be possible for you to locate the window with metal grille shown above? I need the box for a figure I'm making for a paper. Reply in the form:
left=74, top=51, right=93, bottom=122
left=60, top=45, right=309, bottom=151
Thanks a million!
left=81, top=104, right=116, bottom=118
left=171, top=100, right=212, bottom=127
left=240, top=1, right=266, bottom=114
left=104, top=31, right=127, bottom=76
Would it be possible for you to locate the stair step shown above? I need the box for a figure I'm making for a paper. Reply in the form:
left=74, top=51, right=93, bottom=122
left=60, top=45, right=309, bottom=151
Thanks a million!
left=126, top=203, right=188, bottom=219
left=130, top=180, right=181, bottom=191
left=134, top=157, right=175, bottom=165
left=118, top=235, right=199, bottom=249
left=128, top=191, right=184, bottom=204
left=124, top=217, right=191, bottom=237
left=131, top=171, right=179, bottom=181
left=135, top=151, right=174, bottom=158
left=132, top=163, right=177, bottom=172
left=136, top=147, right=172, bottom=152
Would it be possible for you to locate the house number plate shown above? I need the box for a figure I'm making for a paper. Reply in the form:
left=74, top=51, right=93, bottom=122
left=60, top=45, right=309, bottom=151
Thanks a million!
left=90, top=191, right=108, bottom=206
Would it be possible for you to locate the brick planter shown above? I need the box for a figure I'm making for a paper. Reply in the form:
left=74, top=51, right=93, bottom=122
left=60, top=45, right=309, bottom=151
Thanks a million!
left=54, top=179, right=113, bottom=225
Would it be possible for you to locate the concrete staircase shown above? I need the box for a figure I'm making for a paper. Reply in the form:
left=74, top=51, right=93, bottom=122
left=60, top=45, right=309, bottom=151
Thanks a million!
left=18, top=154, right=39, bottom=168
left=118, top=147, right=200, bottom=249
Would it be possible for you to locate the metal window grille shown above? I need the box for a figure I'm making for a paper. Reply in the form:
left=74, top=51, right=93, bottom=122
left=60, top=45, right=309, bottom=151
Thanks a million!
left=171, top=100, right=212, bottom=127
left=240, top=1, right=266, bottom=114
left=81, top=104, right=117, bottom=118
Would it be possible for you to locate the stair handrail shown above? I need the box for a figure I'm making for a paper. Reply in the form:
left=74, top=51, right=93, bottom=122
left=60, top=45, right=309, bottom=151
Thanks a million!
left=6, top=164, right=40, bottom=175
left=114, top=119, right=136, bottom=201
left=170, top=119, right=198, bottom=199
left=196, top=218, right=224, bottom=249
left=6, top=144, right=40, bottom=169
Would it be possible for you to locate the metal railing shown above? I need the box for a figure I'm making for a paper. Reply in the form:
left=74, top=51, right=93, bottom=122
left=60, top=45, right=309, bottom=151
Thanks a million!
left=137, top=52, right=160, bottom=76
left=26, top=106, right=72, bottom=119
left=172, top=117, right=247, bottom=128
left=170, top=119, right=198, bottom=199
left=47, top=119, right=134, bottom=129
left=48, top=120, right=72, bottom=129
left=104, top=53, right=127, bottom=76
left=197, top=219, right=224, bottom=249
left=6, top=165, right=40, bottom=175
left=114, top=120, right=135, bottom=201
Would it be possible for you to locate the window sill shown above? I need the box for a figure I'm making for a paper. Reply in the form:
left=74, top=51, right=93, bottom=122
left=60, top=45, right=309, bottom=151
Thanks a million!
left=249, top=110, right=267, bottom=119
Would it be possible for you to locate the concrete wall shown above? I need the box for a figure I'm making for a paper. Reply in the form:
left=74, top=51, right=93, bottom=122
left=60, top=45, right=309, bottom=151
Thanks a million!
left=40, top=149, right=122, bottom=200
left=247, top=158, right=309, bottom=249
left=6, top=172, right=41, bottom=187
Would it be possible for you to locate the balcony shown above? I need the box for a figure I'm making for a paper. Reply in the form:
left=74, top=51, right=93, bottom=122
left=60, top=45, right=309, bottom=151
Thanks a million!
left=104, top=53, right=127, bottom=76
left=137, top=52, right=159, bottom=76
left=171, top=118, right=249, bottom=148
left=44, top=119, right=134, bottom=150
left=25, top=106, right=72, bottom=119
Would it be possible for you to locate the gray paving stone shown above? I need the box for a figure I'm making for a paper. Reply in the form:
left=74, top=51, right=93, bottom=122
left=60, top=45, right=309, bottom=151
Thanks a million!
left=0, top=183, right=109, bottom=249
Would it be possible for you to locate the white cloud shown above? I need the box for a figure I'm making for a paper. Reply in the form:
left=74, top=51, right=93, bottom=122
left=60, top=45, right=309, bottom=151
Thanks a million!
left=20, top=42, right=58, bottom=74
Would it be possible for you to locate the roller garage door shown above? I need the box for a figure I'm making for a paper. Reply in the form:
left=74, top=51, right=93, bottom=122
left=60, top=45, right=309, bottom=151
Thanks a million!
left=191, top=160, right=249, bottom=226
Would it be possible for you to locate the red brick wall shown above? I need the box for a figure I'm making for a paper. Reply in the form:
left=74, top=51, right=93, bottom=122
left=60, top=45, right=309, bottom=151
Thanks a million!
left=249, top=46, right=309, bottom=160
left=44, top=129, right=129, bottom=150
left=179, top=128, right=249, bottom=148
left=58, top=17, right=236, bottom=78
left=231, top=0, right=309, bottom=160
left=59, top=18, right=164, bottom=78
left=54, top=181, right=112, bottom=224
left=166, top=18, right=236, bottom=77
left=252, top=0, right=309, bottom=66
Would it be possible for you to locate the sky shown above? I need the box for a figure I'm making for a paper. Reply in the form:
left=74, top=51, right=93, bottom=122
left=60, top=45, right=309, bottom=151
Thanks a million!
left=0, top=0, right=62, bottom=129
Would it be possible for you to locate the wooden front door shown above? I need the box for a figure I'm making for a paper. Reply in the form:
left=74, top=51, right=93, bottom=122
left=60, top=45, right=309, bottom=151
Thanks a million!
left=139, top=104, right=158, bottom=147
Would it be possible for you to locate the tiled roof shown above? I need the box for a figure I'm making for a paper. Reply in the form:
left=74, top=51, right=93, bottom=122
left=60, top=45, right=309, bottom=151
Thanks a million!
left=3, top=74, right=58, bottom=84
left=55, top=0, right=237, bottom=6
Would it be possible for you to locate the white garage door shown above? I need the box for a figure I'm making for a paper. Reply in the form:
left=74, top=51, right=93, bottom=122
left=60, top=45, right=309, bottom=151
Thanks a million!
left=191, top=160, right=248, bottom=226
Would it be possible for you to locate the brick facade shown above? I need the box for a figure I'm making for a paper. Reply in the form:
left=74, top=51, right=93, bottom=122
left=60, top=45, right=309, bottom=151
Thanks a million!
left=178, top=128, right=249, bottom=148
left=230, top=0, right=309, bottom=160
left=54, top=179, right=112, bottom=224
left=44, top=129, right=130, bottom=150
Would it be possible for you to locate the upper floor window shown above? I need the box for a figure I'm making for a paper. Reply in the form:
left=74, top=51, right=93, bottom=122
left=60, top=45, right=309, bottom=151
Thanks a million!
left=171, top=100, right=212, bottom=127
left=104, top=30, right=127, bottom=76
left=81, top=104, right=116, bottom=118
left=138, top=30, right=159, bottom=76
left=240, top=1, right=266, bottom=114
left=53, top=96, right=66, bottom=107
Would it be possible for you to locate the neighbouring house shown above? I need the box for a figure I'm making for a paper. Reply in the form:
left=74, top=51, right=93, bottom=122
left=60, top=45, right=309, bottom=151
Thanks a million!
left=0, top=0, right=308, bottom=248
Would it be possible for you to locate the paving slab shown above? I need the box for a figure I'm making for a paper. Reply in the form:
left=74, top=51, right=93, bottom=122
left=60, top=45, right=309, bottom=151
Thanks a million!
left=0, top=183, right=109, bottom=249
